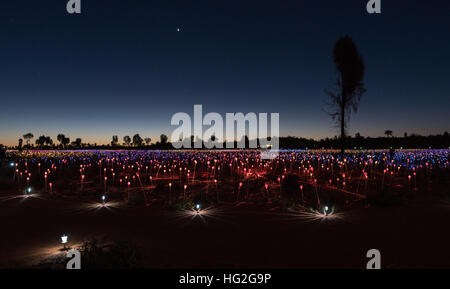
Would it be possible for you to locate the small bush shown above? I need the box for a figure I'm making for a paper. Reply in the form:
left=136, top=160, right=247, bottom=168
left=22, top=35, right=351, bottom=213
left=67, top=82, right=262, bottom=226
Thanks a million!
left=79, top=238, right=142, bottom=269
left=168, top=198, right=193, bottom=211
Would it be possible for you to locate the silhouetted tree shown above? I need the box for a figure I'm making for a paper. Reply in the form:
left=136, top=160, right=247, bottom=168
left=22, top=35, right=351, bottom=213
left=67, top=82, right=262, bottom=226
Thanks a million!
left=111, top=135, right=118, bottom=146
left=35, top=135, right=53, bottom=148
left=45, top=136, right=53, bottom=146
left=72, top=138, right=82, bottom=147
left=57, top=134, right=65, bottom=147
left=23, top=133, right=34, bottom=146
left=384, top=130, right=393, bottom=138
left=123, top=135, right=131, bottom=146
left=144, top=138, right=151, bottom=145
left=160, top=134, right=168, bottom=144
left=35, top=135, right=46, bottom=147
left=18, top=138, right=23, bottom=150
left=132, top=134, right=143, bottom=146
left=325, top=35, right=366, bottom=155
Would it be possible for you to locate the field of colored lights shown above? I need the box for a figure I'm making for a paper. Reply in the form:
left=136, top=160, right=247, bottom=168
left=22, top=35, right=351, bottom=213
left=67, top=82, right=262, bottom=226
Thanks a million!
left=1, top=149, right=449, bottom=268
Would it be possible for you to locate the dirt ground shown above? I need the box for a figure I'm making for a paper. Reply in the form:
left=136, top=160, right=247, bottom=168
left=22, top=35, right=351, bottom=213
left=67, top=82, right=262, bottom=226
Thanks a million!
left=1, top=191, right=449, bottom=269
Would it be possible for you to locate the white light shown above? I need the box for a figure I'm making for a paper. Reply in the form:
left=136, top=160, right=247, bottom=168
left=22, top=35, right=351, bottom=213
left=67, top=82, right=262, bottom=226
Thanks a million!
left=324, top=206, right=329, bottom=211
left=61, top=235, right=68, bottom=244
left=27, top=187, right=32, bottom=193
left=10, top=162, right=14, bottom=167
left=102, top=195, right=106, bottom=201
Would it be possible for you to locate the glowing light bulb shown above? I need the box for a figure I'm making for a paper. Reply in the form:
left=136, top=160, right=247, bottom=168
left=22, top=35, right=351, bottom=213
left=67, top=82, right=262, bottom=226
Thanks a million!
left=61, top=235, right=68, bottom=244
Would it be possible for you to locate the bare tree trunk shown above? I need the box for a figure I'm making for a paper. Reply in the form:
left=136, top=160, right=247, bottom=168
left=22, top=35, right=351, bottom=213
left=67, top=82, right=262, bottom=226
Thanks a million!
left=340, top=90, right=345, bottom=156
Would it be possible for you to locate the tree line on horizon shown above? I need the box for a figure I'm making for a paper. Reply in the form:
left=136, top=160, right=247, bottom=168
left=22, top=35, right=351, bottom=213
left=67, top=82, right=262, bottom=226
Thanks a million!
left=7, top=131, right=450, bottom=151
left=14, top=133, right=166, bottom=150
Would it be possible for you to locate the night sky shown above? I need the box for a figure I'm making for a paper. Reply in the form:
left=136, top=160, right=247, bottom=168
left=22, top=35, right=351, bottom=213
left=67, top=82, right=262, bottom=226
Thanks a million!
left=1, top=0, right=449, bottom=146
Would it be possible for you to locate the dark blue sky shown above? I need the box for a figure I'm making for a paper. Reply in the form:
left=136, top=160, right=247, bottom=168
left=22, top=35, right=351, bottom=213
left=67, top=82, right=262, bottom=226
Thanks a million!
left=1, top=0, right=449, bottom=145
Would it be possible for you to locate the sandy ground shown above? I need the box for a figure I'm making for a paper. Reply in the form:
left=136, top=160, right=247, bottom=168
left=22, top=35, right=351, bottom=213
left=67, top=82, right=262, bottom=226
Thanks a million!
left=0, top=192, right=449, bottom=268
